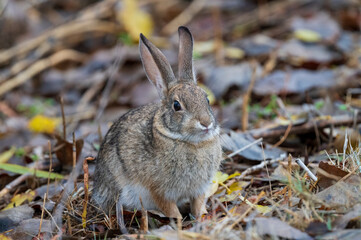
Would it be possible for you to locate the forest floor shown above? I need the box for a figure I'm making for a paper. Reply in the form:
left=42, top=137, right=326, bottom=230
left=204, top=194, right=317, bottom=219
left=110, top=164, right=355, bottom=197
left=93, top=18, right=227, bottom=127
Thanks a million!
left=0, top=0, right=360, bottom=239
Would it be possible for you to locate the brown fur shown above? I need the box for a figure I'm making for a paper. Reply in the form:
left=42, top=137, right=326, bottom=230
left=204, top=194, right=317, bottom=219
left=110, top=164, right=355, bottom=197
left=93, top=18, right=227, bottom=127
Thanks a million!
left=93, top=26, right=222, bottom=219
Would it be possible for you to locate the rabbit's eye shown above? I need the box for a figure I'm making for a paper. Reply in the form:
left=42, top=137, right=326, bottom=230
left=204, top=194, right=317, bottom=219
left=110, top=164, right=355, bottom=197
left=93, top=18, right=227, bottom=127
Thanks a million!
left=173, top=100, right=181, bottom=111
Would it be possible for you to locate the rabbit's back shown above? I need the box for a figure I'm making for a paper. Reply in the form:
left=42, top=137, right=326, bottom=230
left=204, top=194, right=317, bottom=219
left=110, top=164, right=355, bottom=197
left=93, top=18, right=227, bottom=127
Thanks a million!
left=93, top=103, right=159, bottom=211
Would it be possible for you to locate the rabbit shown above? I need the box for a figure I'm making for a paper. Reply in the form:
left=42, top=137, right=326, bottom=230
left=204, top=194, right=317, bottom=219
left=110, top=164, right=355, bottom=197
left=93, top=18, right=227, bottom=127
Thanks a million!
left=92, top=26, right=222, bottom=219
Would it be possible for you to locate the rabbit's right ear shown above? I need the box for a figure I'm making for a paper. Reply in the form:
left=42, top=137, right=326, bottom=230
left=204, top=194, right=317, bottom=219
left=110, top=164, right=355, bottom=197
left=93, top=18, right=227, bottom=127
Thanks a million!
left=139, top=34, right=176, bottom=98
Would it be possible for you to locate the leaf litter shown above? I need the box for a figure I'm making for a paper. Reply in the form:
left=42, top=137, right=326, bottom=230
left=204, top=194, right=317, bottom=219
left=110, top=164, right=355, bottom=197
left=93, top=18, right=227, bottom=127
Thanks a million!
left=0, top=0, right=360, bottom=239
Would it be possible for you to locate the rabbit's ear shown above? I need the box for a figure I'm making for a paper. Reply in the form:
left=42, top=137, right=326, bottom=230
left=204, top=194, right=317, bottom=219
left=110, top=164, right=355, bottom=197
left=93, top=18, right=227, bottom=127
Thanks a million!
left=178, top=26, right=195, bottom=84
left=139, top=34, right=176, bottom=98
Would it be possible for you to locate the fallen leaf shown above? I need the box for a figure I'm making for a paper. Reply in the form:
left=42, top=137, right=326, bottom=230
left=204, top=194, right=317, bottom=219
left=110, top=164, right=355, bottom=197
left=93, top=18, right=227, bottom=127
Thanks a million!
left=6, top=219, right=52, bottom=240
left=28, top=115, right=60, bottom=134
left=227, top=172, right=241, bottom=180
left=318, top=230, right=361, bottom=240
left=210, top=171, right=243, bottom=197
left=0, top=205, right=34, bottom=233
left=213, top=171, right=229, bottom=184
left=228, top=181, right=247, bottom=193
left=305, top=221, right=330, bottom=236
left=294, top=29, right=322, bottom=43
left=55, top=135, right=84, bottom=167
left=203, top=62, right=262, bottom=99
left=0, top=234, right=12, bottom=240
left=221, top=131, right=285, bottom=161
left=333, top=204, right=361, bottom=230
left=0, top=147, right=15, bottom=163
left=291, top=12, right=340, bottom=42
left=3, top=190, right=35, bottom=210
left=253, top=205, right=272, bottom=214
left=253, top=217, right=312, bottom=240
left=232, top=34, right=279, bottom=57
left=209, top=171, right=229, bottom=196
left=194, top=41, right=215, bottom=55
left=317, top=161, right=348, bottom=189
left=224, top=46, right=245, bottom=59
left=278, top=39, right=342, bottom=67
left=315, top=175, right=361, bottom=208
left=0, top=163, right=64, bottom=179
left=219, top=192, right=239, bottom=202
left=119, top=0, right=153, bottom=41
left=254, top=69, right=336, bottom=96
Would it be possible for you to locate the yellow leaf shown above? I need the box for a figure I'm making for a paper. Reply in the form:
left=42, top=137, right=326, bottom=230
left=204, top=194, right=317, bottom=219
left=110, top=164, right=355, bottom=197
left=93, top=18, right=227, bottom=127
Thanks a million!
left=119, top=0, right=154, bottom=41
left=227, top=172, right=240, bottom=180
left=3, top=190, right=35, bottom=210
left=198, top=83, right=216, bottom=105
left=194, top=41, right=215, bottom=55
left=219, top=191, right=239, bottom=202
left=225, top=47, right=245, bottom=59
left=238, top=194, right=273, bottom=214
left=294, top=29, right=321, bottom=43
left=0, top=234, right=12, bottom=240
left=254, top=204, right=272, bottom=214
left=208, top=171, right=229, bottom=197
left=228, top=181, right=247, bottom=193
left=213, top=171, right=229, bottom=184
left=0, top=147, right=15, bottom=163
left=209, top=182, right=219, bottom=197
left=28, top=115, right=60, bottom=134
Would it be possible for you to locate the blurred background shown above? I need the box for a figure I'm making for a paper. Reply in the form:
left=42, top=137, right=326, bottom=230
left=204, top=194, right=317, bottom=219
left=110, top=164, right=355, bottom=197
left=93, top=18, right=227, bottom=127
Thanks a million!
left=0, top=0, right=360, bottom=238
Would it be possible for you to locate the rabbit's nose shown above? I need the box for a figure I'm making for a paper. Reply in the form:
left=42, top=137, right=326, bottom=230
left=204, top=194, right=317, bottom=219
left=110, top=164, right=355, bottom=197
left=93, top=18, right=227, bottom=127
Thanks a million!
left=199, top=118, right=212, bottom=129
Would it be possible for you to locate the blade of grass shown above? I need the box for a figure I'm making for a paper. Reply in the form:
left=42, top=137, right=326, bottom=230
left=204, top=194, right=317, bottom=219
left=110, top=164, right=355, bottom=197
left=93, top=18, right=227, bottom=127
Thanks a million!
left=0, top=163, right=64, bottom=179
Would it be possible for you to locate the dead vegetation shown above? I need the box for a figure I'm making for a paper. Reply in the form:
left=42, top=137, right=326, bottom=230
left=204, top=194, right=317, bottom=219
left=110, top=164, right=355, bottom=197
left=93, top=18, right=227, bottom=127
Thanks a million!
left=0, top=0, right=360, bottom=239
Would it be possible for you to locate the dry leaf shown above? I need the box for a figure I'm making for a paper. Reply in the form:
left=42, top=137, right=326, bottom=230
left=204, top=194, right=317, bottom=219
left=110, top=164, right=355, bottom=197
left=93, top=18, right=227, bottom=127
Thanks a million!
left=294, top=29, right=322, bottom=43
left=0, top=147, right=15, bottom=163
left=317, top=161, right=348, bottom=189
left=209, top=171, right=229, bottom=196
left=55, top=135, right=84, bottom=166
left=253, top=217, right=312, bottom=240
left=3, top=190, right=35, bottom=210
left=333, top=204, right=361, bottom=230
left=119, top=0, right=153, bottom=41
left=316, top=175, right=361, bottom=208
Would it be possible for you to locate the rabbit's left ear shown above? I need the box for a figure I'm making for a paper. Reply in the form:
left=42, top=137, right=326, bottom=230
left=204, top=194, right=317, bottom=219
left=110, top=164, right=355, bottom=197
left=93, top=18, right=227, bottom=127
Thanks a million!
left=178, top=26, right=196, bottom=84
left=139, top=33, right=177, bottom=98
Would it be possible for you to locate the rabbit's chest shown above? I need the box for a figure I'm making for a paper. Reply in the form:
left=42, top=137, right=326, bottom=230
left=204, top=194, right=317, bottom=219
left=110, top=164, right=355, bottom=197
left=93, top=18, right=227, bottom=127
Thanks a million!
left=158, top=144, right=221, bottom=200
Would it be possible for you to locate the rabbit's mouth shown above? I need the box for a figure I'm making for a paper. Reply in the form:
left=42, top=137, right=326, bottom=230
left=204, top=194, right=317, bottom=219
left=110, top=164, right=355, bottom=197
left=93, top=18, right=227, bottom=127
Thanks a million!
left=193, top=125, right=220, bottom=142
left=155, top=121, right=219, bottom=143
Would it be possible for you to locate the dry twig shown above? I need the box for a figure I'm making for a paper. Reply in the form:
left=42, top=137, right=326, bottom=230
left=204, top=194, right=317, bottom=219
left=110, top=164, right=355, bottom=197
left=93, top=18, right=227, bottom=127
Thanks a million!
left=0, top=49, right=86, bottom=96
left=162, top=0, right=207, bottom=35
left=247, top=114, right=361, bottom=139
left=241, top=61, right=258, bottom=131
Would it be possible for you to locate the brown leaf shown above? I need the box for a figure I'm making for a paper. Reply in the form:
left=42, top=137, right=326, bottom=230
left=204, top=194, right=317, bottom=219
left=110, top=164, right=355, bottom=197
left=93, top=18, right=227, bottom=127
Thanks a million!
left=0, top=205, right=34, bottom=233
left=305, top=221, right=330, bottom=237
left=316, top=175, right=361, bottom=209
left=317, top=161, right=348, bottom=189
left=333, top=204, right=361, bottom=230
left=54, top=135, right=83, bottom=167
left=253, top=217, right=312, bottom=240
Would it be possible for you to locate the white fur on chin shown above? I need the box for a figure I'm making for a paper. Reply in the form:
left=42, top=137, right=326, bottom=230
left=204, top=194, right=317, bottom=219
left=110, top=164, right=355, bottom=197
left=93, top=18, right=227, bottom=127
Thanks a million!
left=157, top=125, right=220, bottom=144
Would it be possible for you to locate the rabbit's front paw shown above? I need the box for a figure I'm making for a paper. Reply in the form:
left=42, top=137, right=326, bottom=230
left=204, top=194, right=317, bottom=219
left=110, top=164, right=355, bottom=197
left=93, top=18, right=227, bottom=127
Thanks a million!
left=191, top=195, right=207, bottom=218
